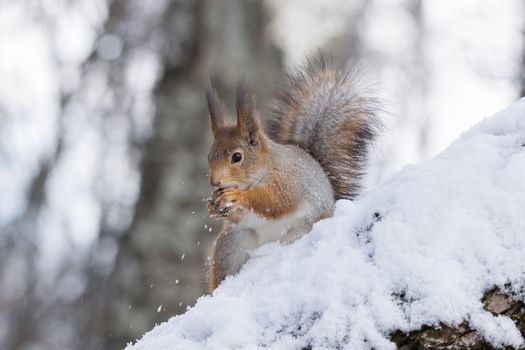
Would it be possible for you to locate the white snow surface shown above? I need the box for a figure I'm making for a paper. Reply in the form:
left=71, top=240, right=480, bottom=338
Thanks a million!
left=128, top=100, right=525, bottom=349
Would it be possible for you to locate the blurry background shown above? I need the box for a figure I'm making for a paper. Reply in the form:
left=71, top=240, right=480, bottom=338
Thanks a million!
left=0, top=0, right=523, bottom=349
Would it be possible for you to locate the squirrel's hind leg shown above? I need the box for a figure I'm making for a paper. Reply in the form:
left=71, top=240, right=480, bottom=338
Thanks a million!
left=209, top=225, right=257, bottom=292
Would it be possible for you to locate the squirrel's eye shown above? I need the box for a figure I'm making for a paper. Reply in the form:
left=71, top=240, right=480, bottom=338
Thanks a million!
left=231, top=152, right=242, bottom=164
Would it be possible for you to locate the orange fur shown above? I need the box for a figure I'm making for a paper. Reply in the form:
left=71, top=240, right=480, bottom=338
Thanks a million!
left=240, top=180, right=298, bottom=220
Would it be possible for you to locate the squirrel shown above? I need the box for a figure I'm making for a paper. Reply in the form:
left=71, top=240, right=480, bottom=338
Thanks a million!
left=205, top=54, right=381, bottom=291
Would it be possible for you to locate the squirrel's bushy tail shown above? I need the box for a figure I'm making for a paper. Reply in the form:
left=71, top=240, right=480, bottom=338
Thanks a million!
left=266, top=54, right=382, bottom=200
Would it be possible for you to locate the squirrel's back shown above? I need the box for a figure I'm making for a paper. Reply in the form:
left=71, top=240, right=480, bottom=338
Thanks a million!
left=266, top=54, right=382, bottom=200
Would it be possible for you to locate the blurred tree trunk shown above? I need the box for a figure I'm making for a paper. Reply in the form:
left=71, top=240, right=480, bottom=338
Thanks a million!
left=336, top=0, right=430, bottom=184
left=98, top=0, right=282, bottom=348
left=407, top=0, right=430, bottom=159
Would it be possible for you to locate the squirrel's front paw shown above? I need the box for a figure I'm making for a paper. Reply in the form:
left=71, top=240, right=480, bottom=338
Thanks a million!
left=210, top=188, right=241, bottom=218
left=207, top=188, right=223, bottom=218
left=207, top=199, right=221, bottom=218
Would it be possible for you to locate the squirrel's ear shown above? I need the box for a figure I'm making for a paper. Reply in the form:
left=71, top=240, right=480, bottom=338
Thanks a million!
left=206, top=83, right=225, bottom=136
left=235, top=82, right=260, bottom=144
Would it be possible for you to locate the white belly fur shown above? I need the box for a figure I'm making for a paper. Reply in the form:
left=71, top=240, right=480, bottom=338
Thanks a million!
left=238, top=202, right=313, bottom=246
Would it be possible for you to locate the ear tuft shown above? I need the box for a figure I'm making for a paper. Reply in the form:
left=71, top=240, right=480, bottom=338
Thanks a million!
left=206, top=81, right=225, bottom=135
left=236, top=81, right=260, bottom=143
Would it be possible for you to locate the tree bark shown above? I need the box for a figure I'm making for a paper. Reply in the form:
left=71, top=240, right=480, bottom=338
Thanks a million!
left=391, top=288, right=525, bottom=349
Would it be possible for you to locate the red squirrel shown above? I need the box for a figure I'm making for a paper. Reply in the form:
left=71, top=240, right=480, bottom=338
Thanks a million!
left=206, top=54, right=381, bottom=291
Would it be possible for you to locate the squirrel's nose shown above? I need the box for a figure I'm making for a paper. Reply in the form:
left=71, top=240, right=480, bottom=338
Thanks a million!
left=210, top=176, right=220, bottom=187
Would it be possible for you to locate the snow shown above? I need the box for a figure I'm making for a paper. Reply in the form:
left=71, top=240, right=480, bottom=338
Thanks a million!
left=127, top=99, right=525, bottom=349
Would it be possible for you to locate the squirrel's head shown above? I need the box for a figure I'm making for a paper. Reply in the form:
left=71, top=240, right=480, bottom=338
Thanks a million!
left=206, top=82, right=269, bottom=191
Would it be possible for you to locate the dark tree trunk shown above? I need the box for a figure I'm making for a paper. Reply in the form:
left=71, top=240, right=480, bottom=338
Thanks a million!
left=99, top=1, right=282, bottom=348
